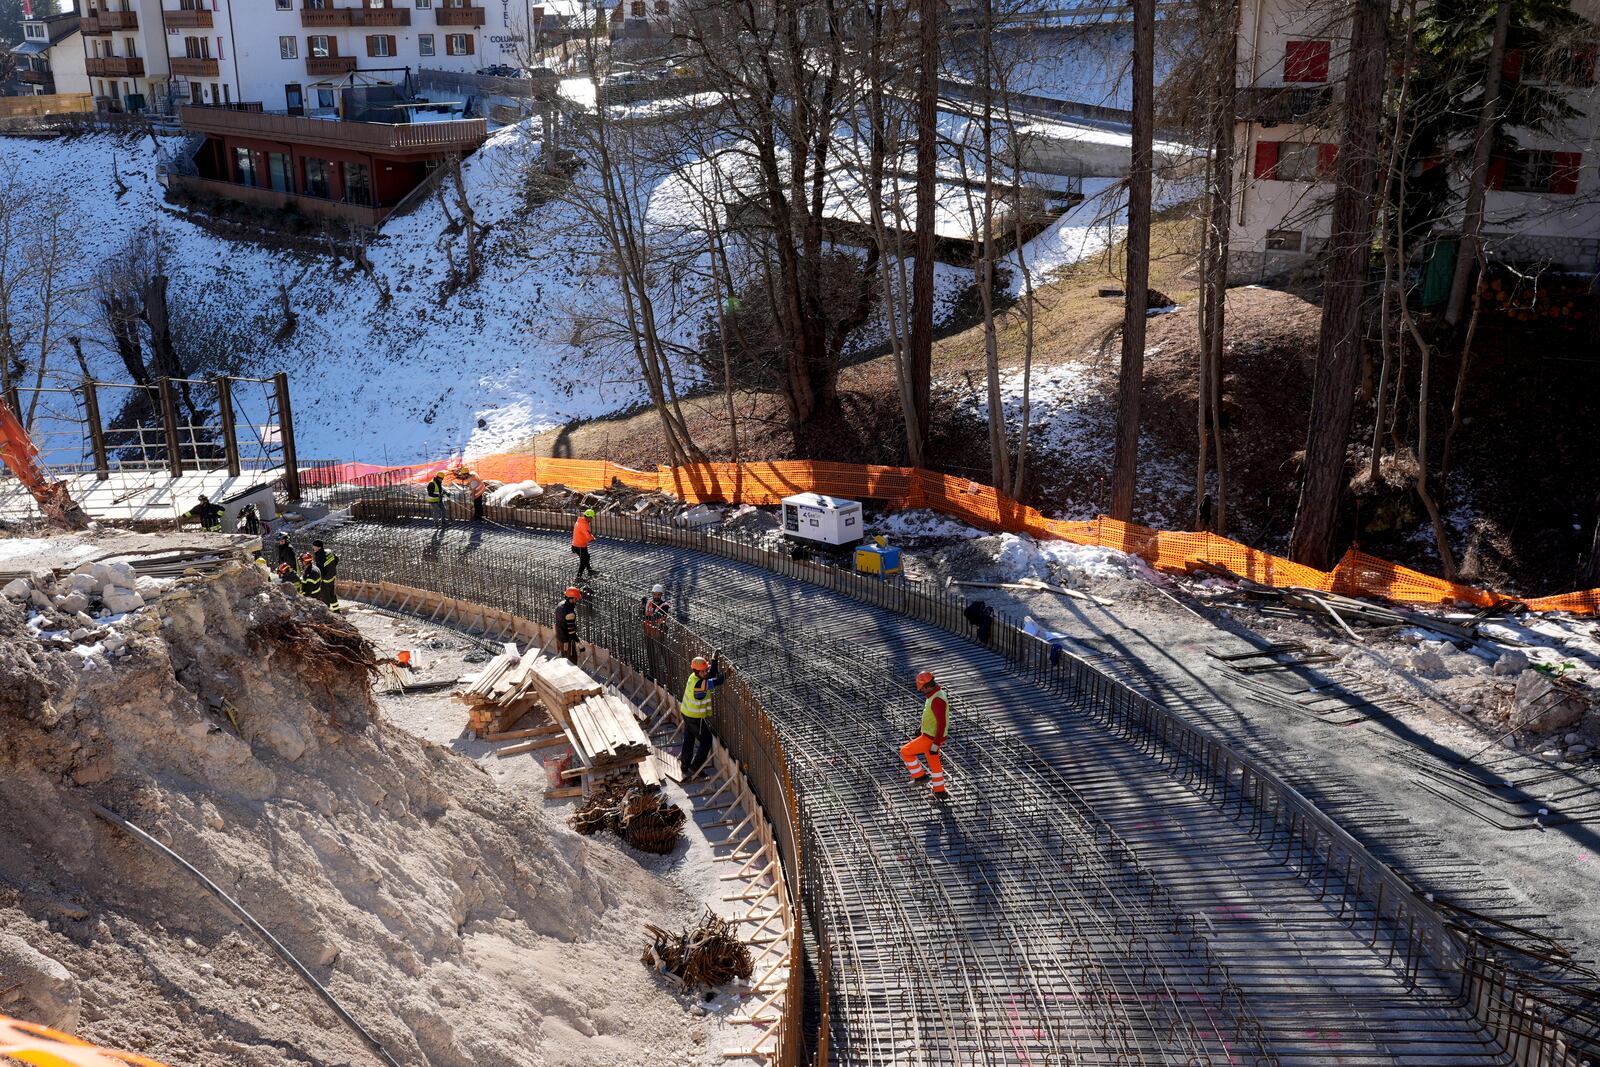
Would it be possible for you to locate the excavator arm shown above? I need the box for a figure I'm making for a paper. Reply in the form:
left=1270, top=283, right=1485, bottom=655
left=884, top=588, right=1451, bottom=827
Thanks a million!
left=0, top=399, right=90, bottom=530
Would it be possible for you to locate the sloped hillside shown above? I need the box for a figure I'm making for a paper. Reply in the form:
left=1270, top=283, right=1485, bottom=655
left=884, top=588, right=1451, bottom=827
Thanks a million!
left=0, top=557, right=711, bottom=1065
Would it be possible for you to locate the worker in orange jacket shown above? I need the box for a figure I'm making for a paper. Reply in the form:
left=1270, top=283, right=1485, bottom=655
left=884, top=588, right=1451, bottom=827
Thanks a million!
left=571, top=507, right=596, bottom=579
left=900, top=671, right=949, bottom=795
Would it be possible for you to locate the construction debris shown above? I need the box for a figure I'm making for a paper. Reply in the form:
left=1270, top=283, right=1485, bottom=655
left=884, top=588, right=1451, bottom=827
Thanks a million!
left=571, top=782, right=687, bottom=854
left=641, top=911, right=753, bottom=991
left=954, top=578, right=1114, bottom=607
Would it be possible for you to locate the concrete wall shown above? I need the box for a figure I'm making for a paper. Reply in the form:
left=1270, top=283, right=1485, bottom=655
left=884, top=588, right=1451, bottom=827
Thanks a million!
left=49, top=31, right=90, bottom=97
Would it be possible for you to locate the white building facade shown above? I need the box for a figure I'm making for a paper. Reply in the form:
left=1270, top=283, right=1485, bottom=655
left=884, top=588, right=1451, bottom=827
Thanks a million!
left=81, top=0, right=539, bottom=111
left=1231, top=0, right=1600, bottom=280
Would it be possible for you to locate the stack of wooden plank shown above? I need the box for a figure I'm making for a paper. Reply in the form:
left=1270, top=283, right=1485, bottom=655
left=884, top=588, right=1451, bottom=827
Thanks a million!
left=455, top=643, right=549, bottom=735
left=566, top=692, right=650, bottom=771
left=528, top=658, right=604, bottom=725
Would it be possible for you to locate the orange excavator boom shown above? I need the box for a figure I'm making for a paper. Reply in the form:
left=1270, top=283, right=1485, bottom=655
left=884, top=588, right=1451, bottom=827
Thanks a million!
left=0, top=399, right=90, bottom=529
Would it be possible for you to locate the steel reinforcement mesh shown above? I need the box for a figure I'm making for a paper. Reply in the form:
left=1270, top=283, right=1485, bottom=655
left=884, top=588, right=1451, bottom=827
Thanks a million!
left=321, top=506, right=1594, bottom=1066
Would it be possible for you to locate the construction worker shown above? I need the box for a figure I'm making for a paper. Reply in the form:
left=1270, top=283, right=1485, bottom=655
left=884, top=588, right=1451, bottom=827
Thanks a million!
left=183, top=495, right=224, bottom=533
left=900, top=671, right=949, bottom=796
left=298, top=552, right=323, bottom=602
left=426, top=471, right=448, bottom=524
left=680, top=653, right=723, bottom=779
left=277, top=561, right=301, bottom=592
left=312, top=539, right=340, bottom=612
left=274, top=530, right=296, bottom=569
left=555, top=586, right=581, bottom=662
left=571, top=507, right=596, bottom=579
left=642, top=584, right=671, bottom=637
left=641, top=583, right=672, bottom=681
left=457, top=468, right=487, bottom=523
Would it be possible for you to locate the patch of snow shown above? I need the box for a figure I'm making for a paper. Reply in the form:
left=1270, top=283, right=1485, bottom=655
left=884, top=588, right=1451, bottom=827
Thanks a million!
left=872, top=509, right=988, bottom=542
left=992, top=532, right=1133, bottom=582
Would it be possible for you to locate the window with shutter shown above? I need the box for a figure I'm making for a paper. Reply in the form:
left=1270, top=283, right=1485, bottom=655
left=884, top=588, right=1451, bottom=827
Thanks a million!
left=1548, top=151, right=1580, bottom=194
left=1501, top=48, right=1522, bottom=83
left=1283, top=39, right=1330, bottom=83
left=1252, top=141, right=1279, bottom=180
left=1317, top=142, right=1339, bottom=178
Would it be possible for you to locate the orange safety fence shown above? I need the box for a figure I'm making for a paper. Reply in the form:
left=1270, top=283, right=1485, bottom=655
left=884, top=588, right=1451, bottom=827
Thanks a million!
left=319, top=454, right=1600, bottom=617
left=1, top=1014, right=171, bottom=1067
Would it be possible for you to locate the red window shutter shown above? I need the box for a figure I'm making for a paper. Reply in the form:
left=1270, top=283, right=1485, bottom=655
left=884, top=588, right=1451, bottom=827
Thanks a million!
left=1284, top=39, right=1330, bottom=83
left=1253, top=141, right=1279, bottom=180
left=1318, top=142, right=1340, bottom=178
left=1486, top=155, right=1507, bottom=191
left=1501, top=47, right=1522, bottom=83
left=1550, top=151, right=1581, bottom=194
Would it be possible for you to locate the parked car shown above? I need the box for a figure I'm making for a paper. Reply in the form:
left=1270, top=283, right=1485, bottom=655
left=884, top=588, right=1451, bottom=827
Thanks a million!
left=478, top=63, right=521, bottom=78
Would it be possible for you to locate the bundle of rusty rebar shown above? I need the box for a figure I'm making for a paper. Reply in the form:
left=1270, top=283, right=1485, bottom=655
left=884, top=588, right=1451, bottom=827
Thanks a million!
left=569, top=783, right=685, bottom=854
left=641, top=910, right=753, bottom=990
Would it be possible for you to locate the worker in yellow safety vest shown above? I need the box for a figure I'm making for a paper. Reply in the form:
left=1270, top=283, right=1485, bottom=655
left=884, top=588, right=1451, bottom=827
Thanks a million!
left=679, top=653, right=723, bottom=779
left=900, top=670, right=949, bottom=795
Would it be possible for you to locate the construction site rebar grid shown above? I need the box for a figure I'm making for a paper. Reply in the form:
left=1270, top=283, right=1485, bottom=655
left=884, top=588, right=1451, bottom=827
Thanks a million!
left=317, top=496, right=1597, bottom=1066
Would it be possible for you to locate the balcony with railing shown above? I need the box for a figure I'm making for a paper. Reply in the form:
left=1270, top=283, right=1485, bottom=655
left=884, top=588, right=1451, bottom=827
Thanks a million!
left=434, top=5, right=485, bottom=26
left=170, top=55, right=219, bottom=76
left=86, top=55, right=147, bottom=77
left=305, top=54, right=358, bottom=74
left=300, top=4, right=410, bottom=26
left=301, top=6, right=353, bottom=25
left=1235, top=85, right=1338, bottom=125
left=164, top=8, right=214, bottom=28
left=178, top=103, right=488, bottom=155
left=81, top=8, right=138, bottom=33
left=19, top=69, right=50, bottom=85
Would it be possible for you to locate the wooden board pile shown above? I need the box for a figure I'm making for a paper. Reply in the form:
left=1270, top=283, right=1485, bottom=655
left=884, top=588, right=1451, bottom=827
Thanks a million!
left=455, top=642, right=553, bottom=735
left=570, top=782, right=687, bottom=854
left=566, top=692, right=650, bottom=771
left=1190, top=561, right=1515, bottom=648
left=641, top=911, right=754, bottom=991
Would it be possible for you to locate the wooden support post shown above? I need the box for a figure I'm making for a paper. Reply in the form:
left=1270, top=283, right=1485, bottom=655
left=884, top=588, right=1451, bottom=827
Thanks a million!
left=217, top=376, right=241, bottom=477
left=274, top=371, right=300, bottom=501
left=158, top=377, right=183, bottom=478
left=81, top=378, right=109, bottom=481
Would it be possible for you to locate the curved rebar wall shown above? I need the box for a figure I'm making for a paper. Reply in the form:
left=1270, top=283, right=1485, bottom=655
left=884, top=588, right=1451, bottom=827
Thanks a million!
left=320, top=496, right=1593, bottom=1067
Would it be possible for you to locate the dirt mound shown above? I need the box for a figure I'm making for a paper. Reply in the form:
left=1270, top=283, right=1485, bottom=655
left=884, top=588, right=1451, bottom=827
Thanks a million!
left=0, top=559, right=710, bottom=1066
left=1142, top=286, right=1322, bottom=545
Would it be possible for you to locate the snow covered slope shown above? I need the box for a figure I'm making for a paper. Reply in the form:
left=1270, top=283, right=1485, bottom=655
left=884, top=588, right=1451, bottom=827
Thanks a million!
left=5, top=124, right=1140, bottom=465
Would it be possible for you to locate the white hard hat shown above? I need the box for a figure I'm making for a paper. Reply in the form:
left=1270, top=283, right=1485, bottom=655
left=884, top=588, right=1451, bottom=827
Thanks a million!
left=651, top=584, right=664, bottom=594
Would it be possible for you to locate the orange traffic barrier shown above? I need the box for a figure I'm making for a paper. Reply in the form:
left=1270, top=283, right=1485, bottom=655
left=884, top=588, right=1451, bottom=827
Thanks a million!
left=321, top=453, right=1599, bottom=616
left=0, top=1014, right=171, bottom=1067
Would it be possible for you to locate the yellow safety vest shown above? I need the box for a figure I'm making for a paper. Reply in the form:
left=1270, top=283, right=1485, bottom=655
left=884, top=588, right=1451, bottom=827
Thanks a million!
left=921, top=687, right=949, bottom=738
left=681, top=672, right=712, bottom=719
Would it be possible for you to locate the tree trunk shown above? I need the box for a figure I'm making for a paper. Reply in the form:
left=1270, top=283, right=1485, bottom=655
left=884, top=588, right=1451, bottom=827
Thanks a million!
left=1108, top=0, right=1155, bottom=522
left=1205, top=0, right=1236, bottom=534
left=908, top=0, right=939, bottom=459
left=1287, top=0, right=1387, bottom=569
left=1582, top=493, right=1600, bottom=588
left=1444, top=0, right=1512, bottom=327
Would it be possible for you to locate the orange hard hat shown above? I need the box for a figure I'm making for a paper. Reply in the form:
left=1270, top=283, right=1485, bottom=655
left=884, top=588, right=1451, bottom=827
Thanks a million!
left=916, top=671, right=935, bottom=688
left=301, top=552, right=315, bottom=563
left=277, top=562, right=291, bottom=574
left=691, top=656, right=710, bottom=671
left=565, top=586, right=582, bottom=599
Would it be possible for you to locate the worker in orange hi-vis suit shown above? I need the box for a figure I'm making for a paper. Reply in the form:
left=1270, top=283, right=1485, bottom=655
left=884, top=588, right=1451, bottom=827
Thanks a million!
left=900, top=671, right=949, bottom=795
left=571, top=507, right=596, bottom=579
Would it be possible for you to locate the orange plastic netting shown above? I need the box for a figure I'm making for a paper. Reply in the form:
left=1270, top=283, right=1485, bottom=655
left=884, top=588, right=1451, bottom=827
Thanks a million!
left=336, top=454, right=1598, bottom=616
left=0, top=1015, right=171, bottom=1067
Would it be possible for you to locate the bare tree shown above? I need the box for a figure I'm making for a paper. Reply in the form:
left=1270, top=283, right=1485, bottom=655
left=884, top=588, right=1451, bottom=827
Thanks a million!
left=1289, top=0, right=1388, bottom=569
left=1443, top=0, right=1513, bottom=326
left=1108, top=0, right=1155, bottom=522
left=907, top=0, right=940, bottom=462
